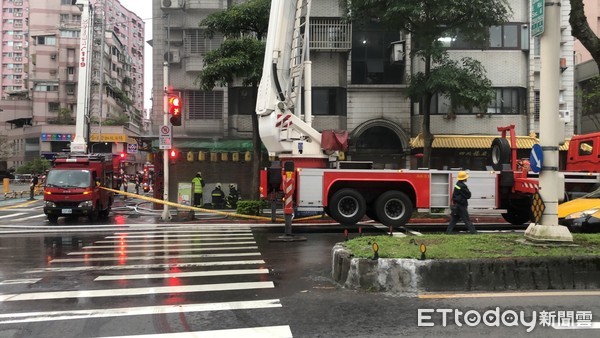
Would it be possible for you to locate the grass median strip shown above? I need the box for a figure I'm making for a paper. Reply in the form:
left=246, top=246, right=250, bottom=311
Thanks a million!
left=343, top=234, right=600, bottom=259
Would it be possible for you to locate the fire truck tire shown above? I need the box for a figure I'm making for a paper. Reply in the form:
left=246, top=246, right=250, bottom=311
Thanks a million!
left=501, top=207, right=532, bottom=225
left=88, top=204, right=99, bottom=222
left=47, top=215, right=58, bottom=224
left=329, top=188, right=366, bottom=225
left=491, top=137, right=511, bottom=171
left=99, top=206, right=110, bottom=219
left=374, top=191, right=413, bottom=227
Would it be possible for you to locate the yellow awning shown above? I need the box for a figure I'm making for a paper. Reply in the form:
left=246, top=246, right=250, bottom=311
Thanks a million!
left=410, top=134, right=570, bottom=151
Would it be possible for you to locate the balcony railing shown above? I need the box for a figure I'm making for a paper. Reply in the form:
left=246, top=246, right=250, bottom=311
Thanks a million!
left=309, top=18, right=352, bottom=51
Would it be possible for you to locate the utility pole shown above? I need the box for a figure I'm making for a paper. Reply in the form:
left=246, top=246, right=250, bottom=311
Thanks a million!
left=524, top=1, right=573, bottom=242
left=160, top=14, right=172, bottom=221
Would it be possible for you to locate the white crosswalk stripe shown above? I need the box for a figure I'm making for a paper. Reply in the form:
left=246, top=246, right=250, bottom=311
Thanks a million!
left=0, top=226, right=292, bottom=337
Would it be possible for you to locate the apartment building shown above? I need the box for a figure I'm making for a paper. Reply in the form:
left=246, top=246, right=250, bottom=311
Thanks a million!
left=0, top=0, right=145, bottom=172
left=574, top=0, right=600, bottom=134
left=152, top=0, right=574, bottom=172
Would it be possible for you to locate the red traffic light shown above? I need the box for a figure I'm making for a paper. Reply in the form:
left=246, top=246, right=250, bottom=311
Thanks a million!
left=169, top=149, right=177, bottom=158
left=168, top=94, right=182, bottom=126
left=119, top=152, right=126, bottom=160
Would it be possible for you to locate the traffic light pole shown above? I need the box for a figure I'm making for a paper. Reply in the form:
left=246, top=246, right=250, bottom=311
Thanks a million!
left=161, top=61, right=172, bottom=221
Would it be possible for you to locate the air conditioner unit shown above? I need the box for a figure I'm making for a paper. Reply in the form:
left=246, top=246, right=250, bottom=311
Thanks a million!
left=161, top=0, right=185, bottom=9
left=50, top=54, right=56, bottom=60
left=164, top=50, right=181, bottom=63
left=559, top=110, right=571, bottom=123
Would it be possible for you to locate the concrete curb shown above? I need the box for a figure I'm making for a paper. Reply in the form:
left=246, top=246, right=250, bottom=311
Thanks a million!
left=332, top=244, right=600, bottom=294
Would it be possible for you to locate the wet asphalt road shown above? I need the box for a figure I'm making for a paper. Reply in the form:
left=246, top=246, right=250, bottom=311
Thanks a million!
left=0, top=198, right=597, bottom=337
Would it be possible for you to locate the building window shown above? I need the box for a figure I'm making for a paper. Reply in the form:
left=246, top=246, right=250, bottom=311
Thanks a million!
left=184, top=29, right=223, bottom=55
left=187, top=90, right=223, bottom=120
left=34, top=83, right=58, bottom=91
left=66, top=84, right=75, bottom=95
left=487, top=87, right=526, bottom=114
left=67, top=67, right=74, bottom=75
left=425, top=87, right=526, bottom=115
left=60, top=30, right=80, bottom=38
left=351, top=21, right=404, bottom=85
left=36, top=35, right=56, bottom=45
left=48, top=102, right=60, bottom=111
left=61, top=0, right=74, bottom=5
left=438, top=23, right=523, bottom=50
left=310, top=87, right=346, bottom=116
left=228, top=87, right=257, bottom=115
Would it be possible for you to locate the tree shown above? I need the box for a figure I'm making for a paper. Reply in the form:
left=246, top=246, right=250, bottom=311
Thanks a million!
left=346, top=0, right=511, bottom=167
left=15, top=158, right=51, bottom=175
left=571, top=0, right=600, bottom=70
left=197, top=0, right=270, bottom=199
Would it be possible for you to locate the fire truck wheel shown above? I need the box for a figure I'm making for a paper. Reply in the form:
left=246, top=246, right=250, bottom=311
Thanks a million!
left=47, top=215, right=59, bottom=224
left=99, top=206, right=110, bottom=219
left=374, top=191, right=413, bottom=227
left=491, top=138, right=510, bottom=171
left=501, top=207, right=532, bottom=225
left=329, top=188, right=366, bottom=226
left=88, top=204, right=99, bottom=222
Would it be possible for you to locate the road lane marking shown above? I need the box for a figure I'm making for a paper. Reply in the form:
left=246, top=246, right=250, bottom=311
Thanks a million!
left=104, top=233, right=254, bottom=239
left=0, top=279, right=41, bottom=285
left=50, top=252, right=261, bottom=263
left=112, top=229, right=252, bottom=235
left=0, top=299, right=281, bottom=324
left=12, top=214, right=47, bottom=221
left=94, top=237, right=255, bottom=244
left=0, top=281, right=274, bottom=302
left=25, top=260, right=266, bottom=273
left=94, top=268, right=270, bottom=281
left=103, top=325, right=293, bottom=338
left=419, top=290, right=600, bottom=299
left=84, top=241, right=257, bottom=249
left=0, top=213, right=25, bottom=219
left=68, top=246, right=259, bottom=255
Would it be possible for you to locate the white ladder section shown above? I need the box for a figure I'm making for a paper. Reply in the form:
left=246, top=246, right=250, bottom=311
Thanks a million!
left=286, top=0, right=310, bottom=113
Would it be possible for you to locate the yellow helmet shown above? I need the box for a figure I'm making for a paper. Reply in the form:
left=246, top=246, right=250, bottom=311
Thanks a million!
left=457, top=171, right=469, bottom=181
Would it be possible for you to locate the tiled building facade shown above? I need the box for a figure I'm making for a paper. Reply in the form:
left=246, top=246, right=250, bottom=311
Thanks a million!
left=151, top=0, right=575, bottom=174
left=0, top=0, right=145, bottom=171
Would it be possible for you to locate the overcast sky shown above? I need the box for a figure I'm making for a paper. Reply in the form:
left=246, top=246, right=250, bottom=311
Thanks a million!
left=119, top=0, right=153, bottom=111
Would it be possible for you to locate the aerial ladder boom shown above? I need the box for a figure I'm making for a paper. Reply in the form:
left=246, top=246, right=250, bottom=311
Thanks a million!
left=71, top=0, right=94, bottom=153
left=256, top=0, right=325, bottom=158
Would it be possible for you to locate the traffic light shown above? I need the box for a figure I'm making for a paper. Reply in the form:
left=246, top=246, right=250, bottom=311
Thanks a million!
left=169, top=149, right=178, bottom=163
left=119, top=152, right=126, bottom=161
left=169, top=94, right=182, bottom=126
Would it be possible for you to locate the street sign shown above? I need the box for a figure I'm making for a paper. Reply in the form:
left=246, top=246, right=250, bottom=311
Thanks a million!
left=159, top=125, right=172, bottom=150
left=530, top=144, right=543, bottom=173
left=127, top=143, right=138, bottom=154
left=532, top=0, right=545, bottom=37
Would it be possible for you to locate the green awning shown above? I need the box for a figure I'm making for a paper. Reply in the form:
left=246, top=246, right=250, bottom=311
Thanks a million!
left=151, top=139, right=257, bottom=152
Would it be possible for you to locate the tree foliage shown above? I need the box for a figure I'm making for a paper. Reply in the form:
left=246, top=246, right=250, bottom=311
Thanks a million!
left=197, top=0, right=270, bottom=199
left=571, top=0, right=600, bottom=70
left=15, top=157, right=51, bottom=175
left=345, top=0, right=511, bottom=167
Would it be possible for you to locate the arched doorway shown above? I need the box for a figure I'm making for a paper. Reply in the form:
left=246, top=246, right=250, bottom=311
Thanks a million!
left=349, top=119, right=410, bottom=169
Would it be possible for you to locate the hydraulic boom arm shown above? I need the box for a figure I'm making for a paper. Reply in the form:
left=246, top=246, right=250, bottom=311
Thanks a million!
left=255, top=0, right=324, bottom=158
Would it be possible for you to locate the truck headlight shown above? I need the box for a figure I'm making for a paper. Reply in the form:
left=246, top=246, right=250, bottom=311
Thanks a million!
left=44, top=201, right=56, bottom=208
left=78, top=200, right=93, bottom=208
left=565, top=208, right=600, bottom=220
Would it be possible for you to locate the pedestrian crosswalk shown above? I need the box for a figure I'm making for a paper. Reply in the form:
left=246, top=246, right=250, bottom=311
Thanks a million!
left=0, top=226, right=293, bottom=337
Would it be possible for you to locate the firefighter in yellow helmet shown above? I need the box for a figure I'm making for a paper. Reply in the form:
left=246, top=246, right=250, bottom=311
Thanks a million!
left=446, top=171, right=478, bottom=234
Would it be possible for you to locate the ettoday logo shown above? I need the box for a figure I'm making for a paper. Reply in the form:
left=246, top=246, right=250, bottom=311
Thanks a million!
left=418, top=308, right=595, bottom=331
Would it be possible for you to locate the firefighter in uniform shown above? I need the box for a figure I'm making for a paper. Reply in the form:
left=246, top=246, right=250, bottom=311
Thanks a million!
left=192, top=172, right=205, bottom=207
left=446, top=171, right=478, bottom=234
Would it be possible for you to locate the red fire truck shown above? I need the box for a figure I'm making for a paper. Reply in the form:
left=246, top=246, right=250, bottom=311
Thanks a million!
left=43, top=154, right=117, bottom=224
left=256, top=1, right=600, bottom=228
